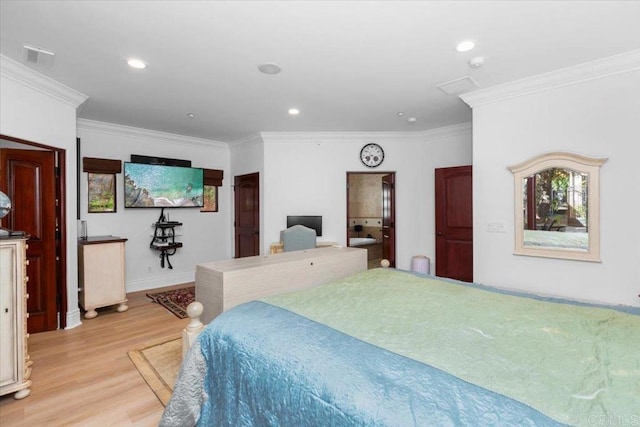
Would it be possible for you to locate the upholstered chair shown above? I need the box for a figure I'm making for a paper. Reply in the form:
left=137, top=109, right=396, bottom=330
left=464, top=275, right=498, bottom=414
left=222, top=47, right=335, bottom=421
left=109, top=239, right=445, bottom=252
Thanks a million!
left=281, top=225, right=316, bottom=252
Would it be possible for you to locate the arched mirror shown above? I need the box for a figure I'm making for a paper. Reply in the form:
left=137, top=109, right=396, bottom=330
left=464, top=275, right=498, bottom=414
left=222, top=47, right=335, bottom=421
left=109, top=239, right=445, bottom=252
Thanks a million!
left=508, top=152, right=607, bottom=262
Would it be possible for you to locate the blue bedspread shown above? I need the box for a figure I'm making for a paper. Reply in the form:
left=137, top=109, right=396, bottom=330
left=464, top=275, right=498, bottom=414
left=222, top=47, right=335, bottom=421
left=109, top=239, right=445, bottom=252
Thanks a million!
left=163, top=301, right=562, bottom=426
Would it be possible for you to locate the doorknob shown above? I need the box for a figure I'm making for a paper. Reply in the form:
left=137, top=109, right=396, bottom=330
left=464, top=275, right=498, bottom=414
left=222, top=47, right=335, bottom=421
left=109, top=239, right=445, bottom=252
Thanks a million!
left=437, top=231, right=443, bottom=236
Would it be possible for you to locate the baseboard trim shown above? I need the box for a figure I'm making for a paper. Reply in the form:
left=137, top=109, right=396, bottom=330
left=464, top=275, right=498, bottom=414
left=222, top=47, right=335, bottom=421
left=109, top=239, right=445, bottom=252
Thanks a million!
left=65, top=308, right=82, bottom=329
left=127, top=271, right=195, bottom=293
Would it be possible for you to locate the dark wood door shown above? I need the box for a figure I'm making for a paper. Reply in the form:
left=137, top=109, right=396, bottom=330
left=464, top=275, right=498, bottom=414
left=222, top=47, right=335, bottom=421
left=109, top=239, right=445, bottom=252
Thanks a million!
left=1, top=148, right=59, bottom=332
left=381, top=173, right=396, bottom=267
left=234, top=172, right=260, bottom=258
left=435, top=165, right=473, bottom=282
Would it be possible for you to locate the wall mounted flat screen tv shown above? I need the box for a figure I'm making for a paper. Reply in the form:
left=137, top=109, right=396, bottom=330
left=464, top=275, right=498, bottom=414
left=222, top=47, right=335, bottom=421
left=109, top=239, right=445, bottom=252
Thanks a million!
left=124, top=162, right=204, bottom=208
left=287, top=215, right=322, bottom=236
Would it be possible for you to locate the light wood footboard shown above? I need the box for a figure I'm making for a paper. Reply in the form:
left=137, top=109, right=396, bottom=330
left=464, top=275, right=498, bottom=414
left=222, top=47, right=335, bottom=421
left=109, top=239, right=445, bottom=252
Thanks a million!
left=196, top=247, right=367, bottom=324
left=182, top=256, right=389, bottom=352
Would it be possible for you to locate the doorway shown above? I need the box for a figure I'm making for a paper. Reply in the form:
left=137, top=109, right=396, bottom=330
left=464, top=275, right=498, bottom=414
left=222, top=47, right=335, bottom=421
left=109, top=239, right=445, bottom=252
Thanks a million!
left=234, top=172, right=260, bottom=258
left=0, top=134, right=68, bottom=332
left=346, top=172, right=396, bottom=268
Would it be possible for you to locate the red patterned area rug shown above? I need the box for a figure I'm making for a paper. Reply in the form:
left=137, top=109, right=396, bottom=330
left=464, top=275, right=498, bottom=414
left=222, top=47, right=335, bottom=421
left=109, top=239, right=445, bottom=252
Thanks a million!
left=146, top=286, right=195, bottom=319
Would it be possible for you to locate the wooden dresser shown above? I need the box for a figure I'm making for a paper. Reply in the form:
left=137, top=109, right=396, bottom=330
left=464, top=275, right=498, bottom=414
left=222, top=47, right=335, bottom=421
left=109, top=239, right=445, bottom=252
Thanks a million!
left=0, top=237, right=32, bottom=399
left=78, top=236, right=128, bottom=319
left=196, top=246, right=367, bottom=324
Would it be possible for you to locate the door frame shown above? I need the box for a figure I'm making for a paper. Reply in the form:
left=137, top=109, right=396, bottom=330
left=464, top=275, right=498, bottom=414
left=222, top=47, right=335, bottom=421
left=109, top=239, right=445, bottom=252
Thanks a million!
left=0, top=134, right=68, bottom=329
left=346, top=171, right=396, bottom=267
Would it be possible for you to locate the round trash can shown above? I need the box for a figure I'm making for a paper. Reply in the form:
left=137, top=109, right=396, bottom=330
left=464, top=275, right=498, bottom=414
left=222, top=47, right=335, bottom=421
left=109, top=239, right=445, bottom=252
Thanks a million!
left=411, top=255, right=430, bottom=275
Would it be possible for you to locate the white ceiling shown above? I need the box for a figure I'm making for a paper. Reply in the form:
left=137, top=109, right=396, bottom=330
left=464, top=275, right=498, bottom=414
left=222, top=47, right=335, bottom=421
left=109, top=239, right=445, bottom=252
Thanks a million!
left=1, top=1, right=639, bottom=143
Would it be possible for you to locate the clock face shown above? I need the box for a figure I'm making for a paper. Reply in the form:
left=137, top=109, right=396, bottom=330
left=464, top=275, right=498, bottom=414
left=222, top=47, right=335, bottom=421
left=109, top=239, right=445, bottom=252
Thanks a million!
left=360, top=143, right=384, bottom=168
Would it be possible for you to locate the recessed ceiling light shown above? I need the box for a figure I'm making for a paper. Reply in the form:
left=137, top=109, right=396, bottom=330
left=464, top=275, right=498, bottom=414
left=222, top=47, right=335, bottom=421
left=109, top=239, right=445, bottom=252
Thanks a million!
left=407, top=117, right=417, bottom=124
left=258, top=63, right=282, bottom=74
left=127, top=58, right=146, bottom=69
left=456, top=40, right=476, bottom=52
left=288, top=108, right=300, bottom=115
left=187, top=113, right=195, bottom=118
left=397, top=112, right=404, bottom=116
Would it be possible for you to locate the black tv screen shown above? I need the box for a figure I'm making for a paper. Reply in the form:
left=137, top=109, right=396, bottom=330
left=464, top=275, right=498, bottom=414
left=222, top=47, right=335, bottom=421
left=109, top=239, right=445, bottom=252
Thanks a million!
left=287, top=215, right=322, bottom=236
left=124, top=162, right=204, bottom=208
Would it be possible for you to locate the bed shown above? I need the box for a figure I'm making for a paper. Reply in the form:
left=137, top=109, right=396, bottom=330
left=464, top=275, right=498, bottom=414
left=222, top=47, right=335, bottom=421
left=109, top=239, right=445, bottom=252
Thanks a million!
left=161, top=268, right=639, bottom=426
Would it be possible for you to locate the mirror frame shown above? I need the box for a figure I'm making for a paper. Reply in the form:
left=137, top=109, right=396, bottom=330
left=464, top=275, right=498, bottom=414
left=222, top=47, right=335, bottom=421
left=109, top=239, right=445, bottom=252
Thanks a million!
left=508, top=152, right=607, bottom=262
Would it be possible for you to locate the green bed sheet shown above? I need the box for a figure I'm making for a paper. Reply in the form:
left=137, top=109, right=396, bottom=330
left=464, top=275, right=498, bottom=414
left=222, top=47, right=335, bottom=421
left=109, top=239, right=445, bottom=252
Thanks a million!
left=263, top=268, right=640, bottom=426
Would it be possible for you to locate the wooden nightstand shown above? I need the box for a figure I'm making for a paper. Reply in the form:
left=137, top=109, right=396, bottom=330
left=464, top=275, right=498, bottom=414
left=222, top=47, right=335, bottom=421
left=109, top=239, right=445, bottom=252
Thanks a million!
left=78, top=236, right=128, bottom=319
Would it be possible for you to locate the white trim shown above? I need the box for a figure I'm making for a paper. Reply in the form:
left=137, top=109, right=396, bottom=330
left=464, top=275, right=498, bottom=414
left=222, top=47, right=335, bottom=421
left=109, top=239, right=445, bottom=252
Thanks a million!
left=260, top=122, right=472, bottom=144
left=77, top=118, right=230, bottom=150
left=461, top=49, right=640, bottom=107
left=65, top=308, right=82, bottom=329
left=229, top=133, right=264, bottom=148
left=260, top=131, right=423, bottom=143
left=420, top=122, right=472, bottom=142
left=0, top=54, right=88, bottom=108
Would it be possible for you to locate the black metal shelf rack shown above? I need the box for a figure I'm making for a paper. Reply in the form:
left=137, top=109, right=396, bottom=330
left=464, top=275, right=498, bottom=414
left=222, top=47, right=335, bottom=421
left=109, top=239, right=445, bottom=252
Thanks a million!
left=150, top=208, right=183, bottom=269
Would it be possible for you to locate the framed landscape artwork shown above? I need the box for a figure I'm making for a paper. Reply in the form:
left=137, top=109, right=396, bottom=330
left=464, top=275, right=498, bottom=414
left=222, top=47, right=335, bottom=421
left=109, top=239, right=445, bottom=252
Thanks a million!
left=88, top=173, right=116, bottom=213
left=201, top=185, right=218, bottom=212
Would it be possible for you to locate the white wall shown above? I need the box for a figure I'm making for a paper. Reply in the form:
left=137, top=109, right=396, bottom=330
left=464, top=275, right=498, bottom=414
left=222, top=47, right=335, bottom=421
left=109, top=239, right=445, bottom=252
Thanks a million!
left=261, top=126, right=472, bottom=270
left=0, top=55, right=88, bottom=328
left=77, top=120, right=231, bottom=292
left=469, top=66, right=640, bottom=307
left=229, top=134, right=265, bottom=254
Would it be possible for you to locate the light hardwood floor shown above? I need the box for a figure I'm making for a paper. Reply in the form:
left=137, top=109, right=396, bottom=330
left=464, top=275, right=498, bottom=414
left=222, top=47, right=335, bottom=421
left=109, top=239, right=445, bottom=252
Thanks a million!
left=0, top=285, right=191, bottom=426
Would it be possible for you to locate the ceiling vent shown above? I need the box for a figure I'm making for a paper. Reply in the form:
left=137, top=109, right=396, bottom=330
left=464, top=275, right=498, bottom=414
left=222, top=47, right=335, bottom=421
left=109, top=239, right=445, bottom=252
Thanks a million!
left=23, top=45, right=55, bottom=66
left=436, top=76, right=479, bottom=96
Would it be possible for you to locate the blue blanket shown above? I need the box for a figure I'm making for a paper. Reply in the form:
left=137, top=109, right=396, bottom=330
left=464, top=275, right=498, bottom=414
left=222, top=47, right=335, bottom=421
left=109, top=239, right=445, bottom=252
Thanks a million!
left=165, top=301, right=561, bottom=426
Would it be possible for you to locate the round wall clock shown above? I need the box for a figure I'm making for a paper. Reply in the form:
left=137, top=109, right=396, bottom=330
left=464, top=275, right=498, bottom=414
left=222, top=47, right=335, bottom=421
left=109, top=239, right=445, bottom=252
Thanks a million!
left=360, top=143, right=384, bottom=168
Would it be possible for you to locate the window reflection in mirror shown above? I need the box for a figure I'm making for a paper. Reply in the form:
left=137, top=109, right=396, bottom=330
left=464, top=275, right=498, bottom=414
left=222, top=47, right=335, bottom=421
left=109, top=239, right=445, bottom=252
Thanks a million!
left=523, top=168, right=588, bottom=251
left=509, top=152, right=606, bottom=262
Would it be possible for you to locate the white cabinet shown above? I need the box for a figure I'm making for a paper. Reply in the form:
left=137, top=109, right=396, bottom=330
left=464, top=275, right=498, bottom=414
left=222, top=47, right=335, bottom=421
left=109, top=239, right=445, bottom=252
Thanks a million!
left=0, top=237, right=31, bottom=399
left=78, top=236, right=128, bottom=319
left=196, top=246, right=367, bottom=324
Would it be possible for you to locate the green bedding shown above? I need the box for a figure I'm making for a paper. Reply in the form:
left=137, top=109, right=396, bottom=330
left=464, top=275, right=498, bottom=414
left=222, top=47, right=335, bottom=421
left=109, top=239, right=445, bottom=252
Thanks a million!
left=263, top=268, right=640, bottom=426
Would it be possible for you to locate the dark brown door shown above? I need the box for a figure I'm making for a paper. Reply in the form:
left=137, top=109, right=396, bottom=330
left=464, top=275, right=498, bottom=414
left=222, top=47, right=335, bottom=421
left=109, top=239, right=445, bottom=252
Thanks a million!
left=234, top=172, right=260, bottom=258
left=1, top=148, right=59, bottom=332
left=381, top=173, right=396, bottom=267
left=435, top=165, right=473, bottom=282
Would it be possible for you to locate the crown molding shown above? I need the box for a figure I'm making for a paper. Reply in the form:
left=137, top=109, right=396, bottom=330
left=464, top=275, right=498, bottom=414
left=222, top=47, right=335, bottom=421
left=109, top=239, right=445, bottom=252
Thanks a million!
left=77, top=119, right=229, bottom=150
left=460, top=49, right=640, bottom=108
left=260, top=122, right=471, bottom=144
left=260, top=131, right=420, bottom=143
left=0, top=54, right=88, bottom=109
left=419, top=122, right=472, bottom=141
left=229, top=132, right=264, bottom=148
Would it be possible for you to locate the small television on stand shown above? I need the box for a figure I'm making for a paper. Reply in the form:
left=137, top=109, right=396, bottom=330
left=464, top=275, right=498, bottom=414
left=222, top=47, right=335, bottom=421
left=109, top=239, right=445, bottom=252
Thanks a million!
left=286, top=215, right=322, bottom=236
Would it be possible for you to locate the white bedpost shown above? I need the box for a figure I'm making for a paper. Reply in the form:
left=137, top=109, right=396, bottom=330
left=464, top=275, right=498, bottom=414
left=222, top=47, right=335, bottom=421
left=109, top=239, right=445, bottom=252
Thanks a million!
left=182, top=301, right=204, bottom=357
